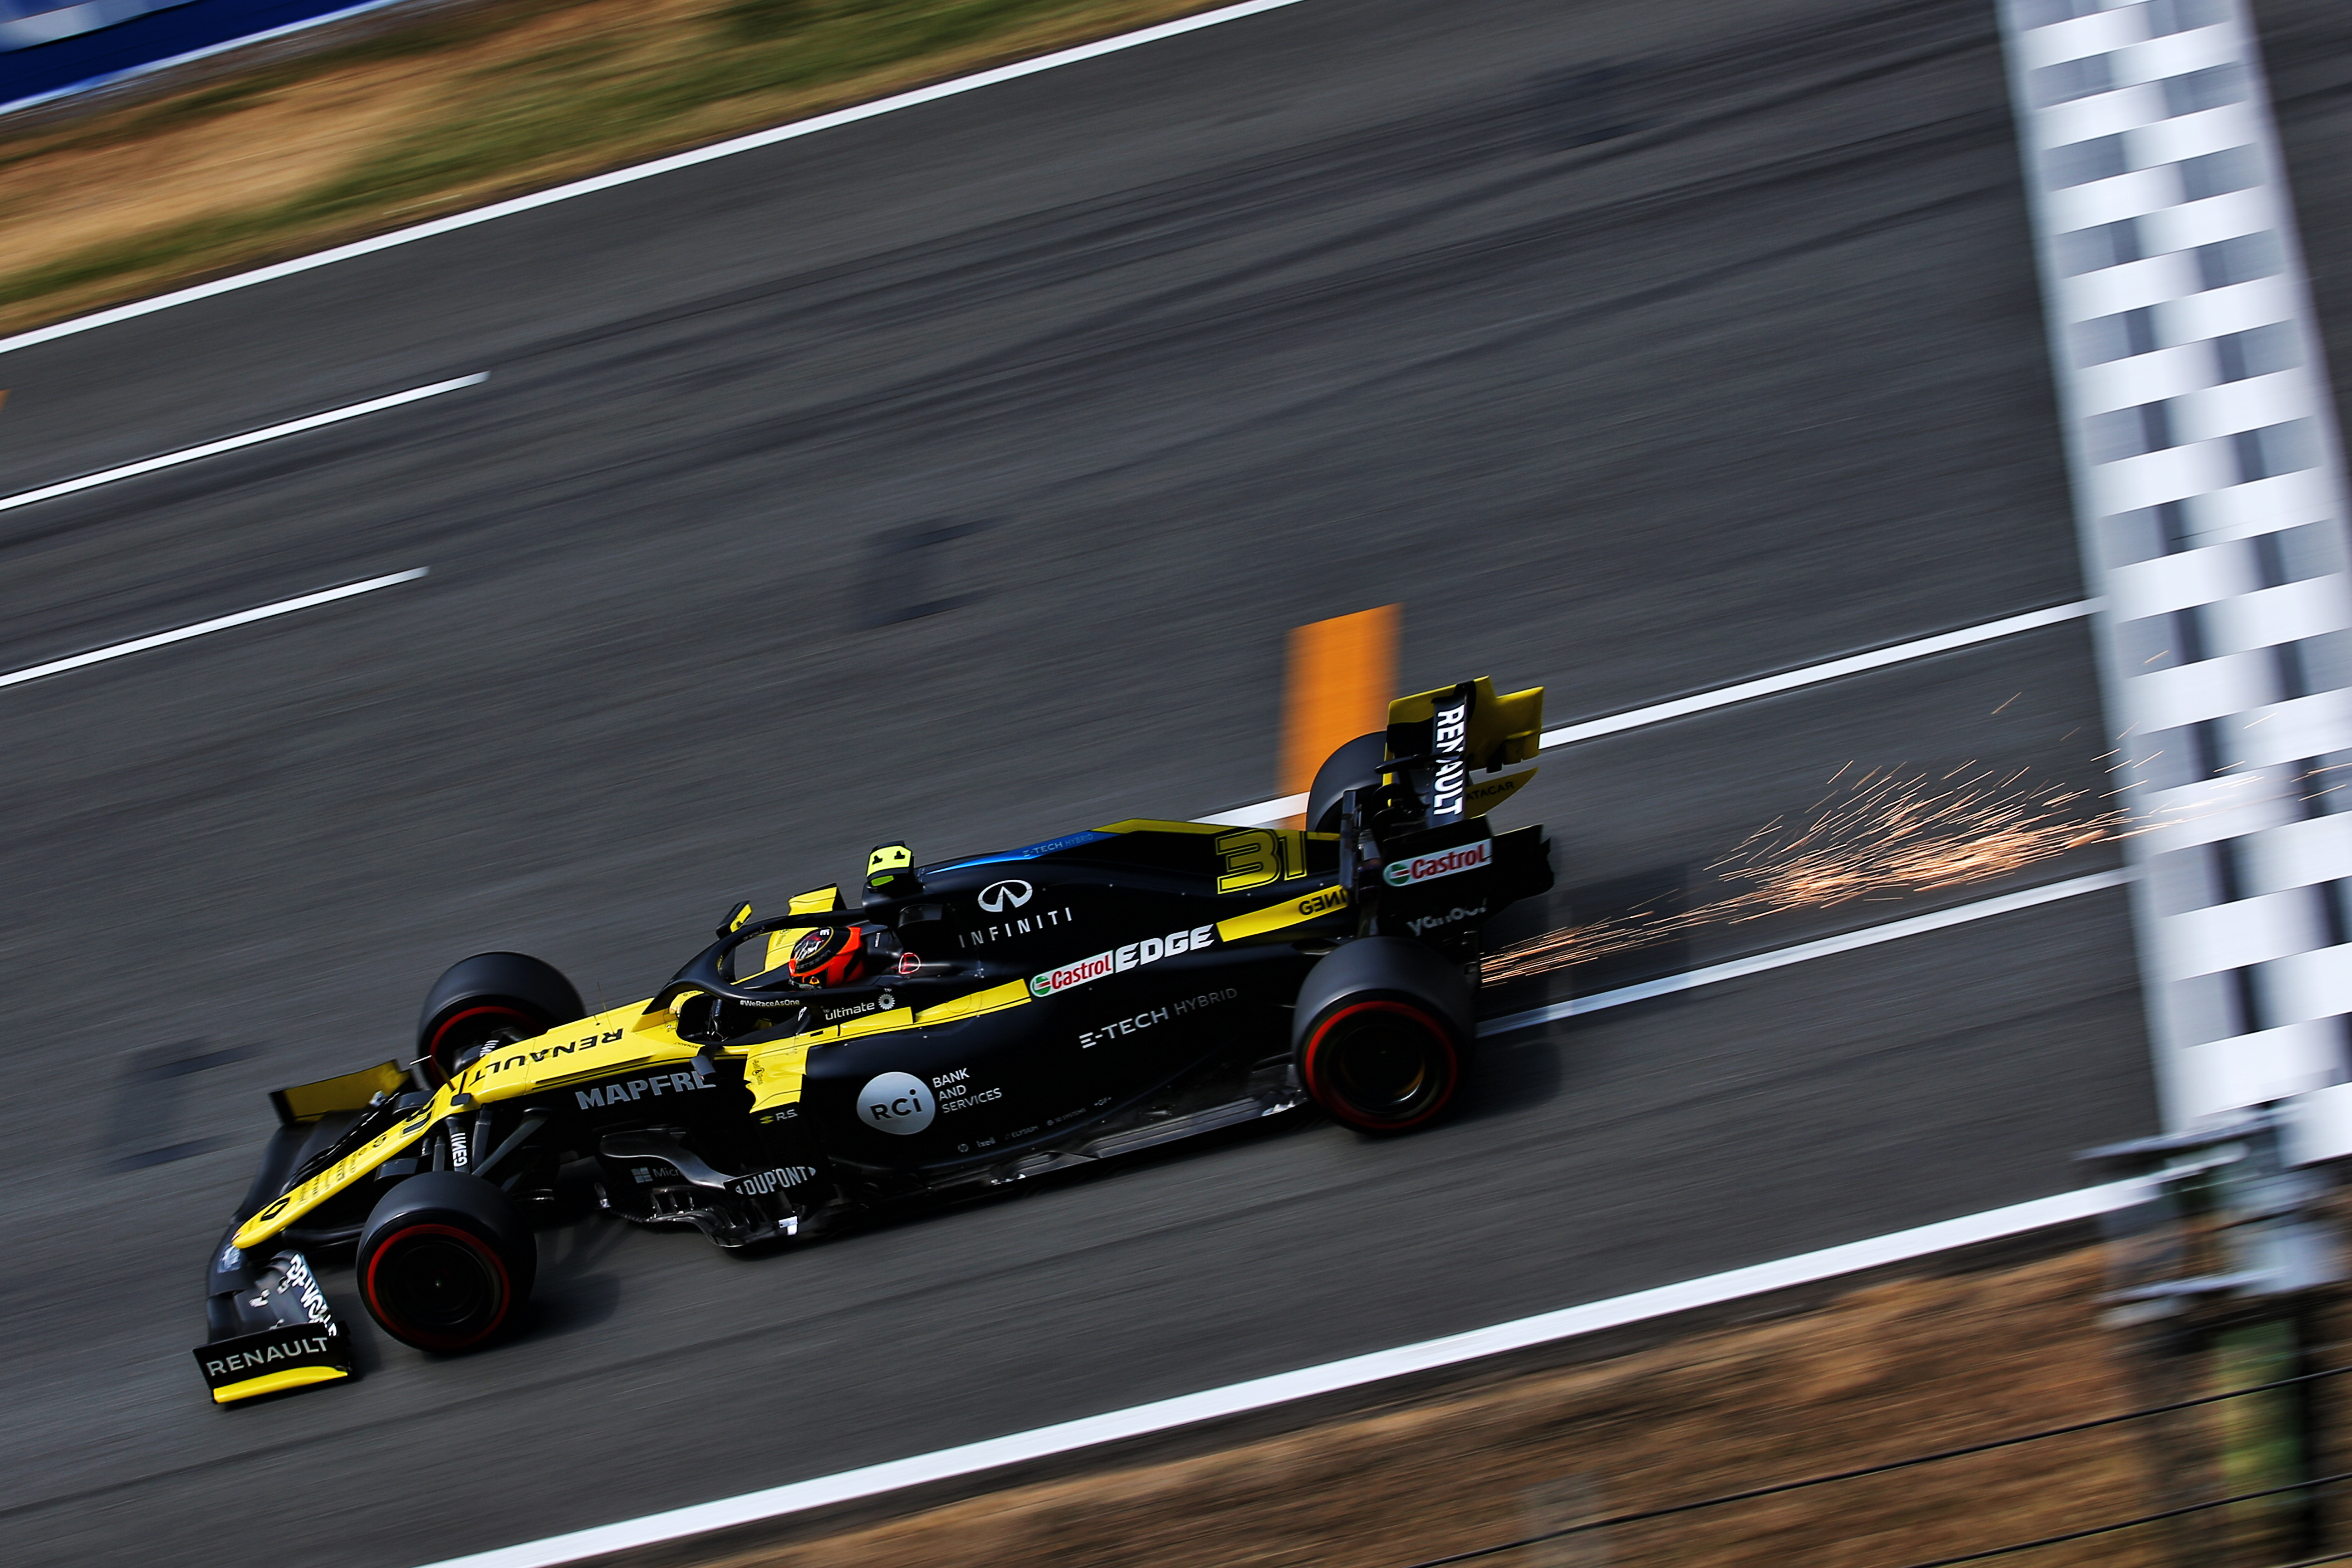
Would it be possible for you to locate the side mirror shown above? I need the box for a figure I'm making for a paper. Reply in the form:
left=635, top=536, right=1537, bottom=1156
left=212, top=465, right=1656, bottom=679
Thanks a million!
left=717, top=901, right=754, bottom=937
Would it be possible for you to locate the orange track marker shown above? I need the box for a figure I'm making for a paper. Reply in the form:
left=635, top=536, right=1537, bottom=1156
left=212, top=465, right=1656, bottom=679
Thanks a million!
left=1279, top=605, right=1401, bottom=809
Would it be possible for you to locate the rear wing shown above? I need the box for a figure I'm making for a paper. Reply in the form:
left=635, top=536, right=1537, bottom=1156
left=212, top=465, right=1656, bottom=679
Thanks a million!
left=1385, top=678, right=1544, bottom=826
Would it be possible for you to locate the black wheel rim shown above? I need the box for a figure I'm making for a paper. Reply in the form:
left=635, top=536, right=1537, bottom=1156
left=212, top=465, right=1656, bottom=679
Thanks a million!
left=1312, top=1000, right=1450, bottom=1124
left=1334, top=1030, right=1431, bottom=1109
left=369, top=1225, right=507, bottom=1346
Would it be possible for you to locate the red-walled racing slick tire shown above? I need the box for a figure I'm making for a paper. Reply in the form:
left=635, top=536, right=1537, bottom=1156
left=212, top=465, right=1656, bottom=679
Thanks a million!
left=1292, top=936, right=1474, bottom=1134
left=357, top=1172, right=536, bottom=1352
left=414, top=951, right=583, bottom=1088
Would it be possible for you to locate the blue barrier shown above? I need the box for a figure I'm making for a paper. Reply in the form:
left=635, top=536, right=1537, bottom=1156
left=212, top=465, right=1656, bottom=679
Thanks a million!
left=1, top=0, right=415, bottom=113
left=2, top=0, right=201, bottom=54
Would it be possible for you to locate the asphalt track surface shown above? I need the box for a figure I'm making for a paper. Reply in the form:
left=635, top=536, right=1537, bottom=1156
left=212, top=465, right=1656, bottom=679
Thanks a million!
left=7, top=0, right=2344, bottom=1560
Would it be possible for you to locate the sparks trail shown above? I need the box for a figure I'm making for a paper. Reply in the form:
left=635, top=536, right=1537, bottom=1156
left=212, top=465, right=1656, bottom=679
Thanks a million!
left=1707, top=764, right=2110, bottom=920
left=1481, top=765, right=2115, bottom=985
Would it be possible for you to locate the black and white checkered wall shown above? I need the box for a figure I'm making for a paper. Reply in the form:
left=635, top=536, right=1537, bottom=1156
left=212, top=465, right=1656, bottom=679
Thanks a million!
left=2002, top=0, right=2352, bottom=1126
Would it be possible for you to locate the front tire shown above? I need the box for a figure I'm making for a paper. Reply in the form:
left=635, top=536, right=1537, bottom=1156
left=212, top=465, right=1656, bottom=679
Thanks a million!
left=1292, top=937, right=1473, bottom=1134
left=358, top=1172, right=535, bottom=1352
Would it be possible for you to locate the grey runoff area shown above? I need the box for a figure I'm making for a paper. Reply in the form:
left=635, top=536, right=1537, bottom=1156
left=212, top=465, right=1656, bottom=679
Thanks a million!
left=2001, top=0, right=2352, bottom=1127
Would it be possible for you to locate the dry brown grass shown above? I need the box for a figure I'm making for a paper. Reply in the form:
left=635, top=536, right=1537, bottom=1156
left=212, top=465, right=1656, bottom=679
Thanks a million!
left=0, top=0, right=1222, bottom=337
left=704, top=1245, right=2197, bottom=1568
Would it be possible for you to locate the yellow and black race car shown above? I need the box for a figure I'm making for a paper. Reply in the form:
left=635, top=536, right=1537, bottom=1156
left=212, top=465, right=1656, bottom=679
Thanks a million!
left=193, top=678, right=1552, bottom=1405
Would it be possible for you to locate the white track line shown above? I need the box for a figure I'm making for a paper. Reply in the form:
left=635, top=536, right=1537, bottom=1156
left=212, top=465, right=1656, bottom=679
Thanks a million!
left=414, top=1174, right=2154, bottom=1568
left=0, top=0, right=1317, bottom=358
left=1478, top=867, right=2132, bottom=1037
left=0, top=569, right=427, bottom=689
left=1198, top=599, right=2097, bottom=828
left=0, top=374, right=486, bottom=514
left=1538, top=599, right=2097, bottom=748
left=1199, top=793, right=1313, bottom=826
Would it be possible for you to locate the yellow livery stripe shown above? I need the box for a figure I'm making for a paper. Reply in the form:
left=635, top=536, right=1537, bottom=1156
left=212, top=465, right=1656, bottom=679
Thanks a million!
left=457, top=1002, right=696, bottom=1103
left=743, top=1041, right=810, bottom=1113
left=834, top=1004, right=917, bottom=1040
left=1465, top=768, right=1536, bottom=817
left=742, top=986, right=1030, bottom=1111
left=740, top=1004, right=929, bottom=1112
left=210, top=1365, right=349, bottom=1404
left=237, top=1000, right=697, bottom=1250
left=1217, top=885, right=1351, bottom=943
left=235, top=1098, right=441, bottom=1249
left=916, top=979, right=1032, bottom=1025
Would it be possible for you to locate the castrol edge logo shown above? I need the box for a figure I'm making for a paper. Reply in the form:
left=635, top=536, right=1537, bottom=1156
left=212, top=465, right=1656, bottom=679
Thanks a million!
left=1030, top=924, right=1217, bottom=998
left=1383, top=838, right=1492, bottom=887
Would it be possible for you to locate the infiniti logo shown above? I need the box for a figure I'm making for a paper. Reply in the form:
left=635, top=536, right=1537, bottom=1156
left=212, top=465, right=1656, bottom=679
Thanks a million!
left=978, top=880, right=1034, bottom=913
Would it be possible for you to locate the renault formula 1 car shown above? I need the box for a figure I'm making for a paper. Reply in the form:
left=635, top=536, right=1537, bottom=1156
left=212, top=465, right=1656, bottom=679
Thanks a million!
left=194, top=677, right=1552, bottom=1404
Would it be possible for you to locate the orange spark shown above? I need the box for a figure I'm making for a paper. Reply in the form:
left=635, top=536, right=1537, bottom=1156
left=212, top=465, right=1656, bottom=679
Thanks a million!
left=1480, top=764, right=2117, bottom=986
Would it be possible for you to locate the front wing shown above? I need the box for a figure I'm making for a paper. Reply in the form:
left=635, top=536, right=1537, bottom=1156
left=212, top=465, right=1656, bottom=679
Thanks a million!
left=194, top=1247, right=353, bottom=1405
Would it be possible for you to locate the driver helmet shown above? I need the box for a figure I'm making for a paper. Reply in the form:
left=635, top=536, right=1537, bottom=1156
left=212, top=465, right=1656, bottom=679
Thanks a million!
left=788, top=923, right=897, bottom=988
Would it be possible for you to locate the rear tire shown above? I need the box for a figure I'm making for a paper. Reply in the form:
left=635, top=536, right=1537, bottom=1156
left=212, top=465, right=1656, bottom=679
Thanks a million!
left=358, top=1172, right=535, bottom=1352
left=1292, top=937, right=1473, bottom=1134
left=415, top=952, right=583, bottom=1088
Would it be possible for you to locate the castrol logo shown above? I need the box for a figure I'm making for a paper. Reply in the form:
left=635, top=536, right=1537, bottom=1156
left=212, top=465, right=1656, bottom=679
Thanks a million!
left=1382, top=839, right=1493, bottom=887
left=1029, top=925, right=1218, bottom=998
